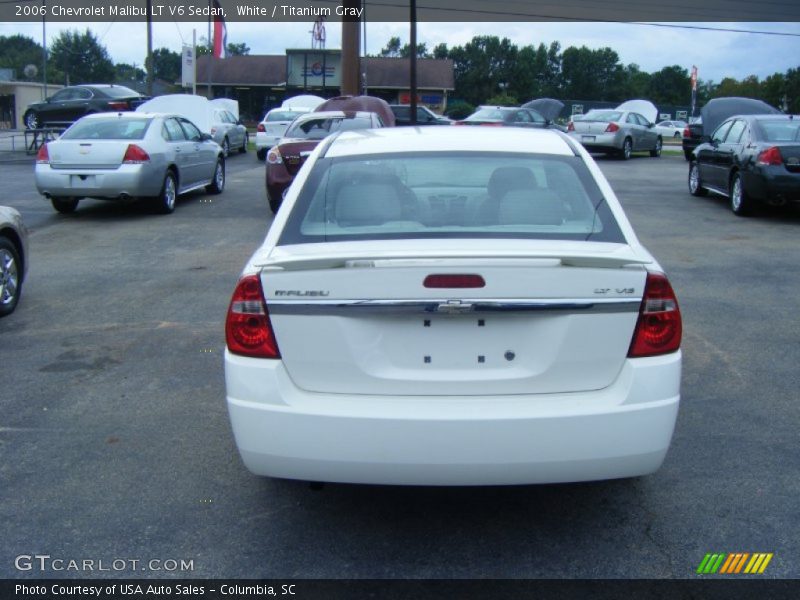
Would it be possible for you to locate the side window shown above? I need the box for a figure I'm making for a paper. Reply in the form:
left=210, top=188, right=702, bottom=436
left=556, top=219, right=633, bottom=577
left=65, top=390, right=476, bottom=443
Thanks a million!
left=75, top=88, right=93, bottom=100
left=626, top=113, right=638, bottom=124
left=514, top=111, right=531, bottom=123
left=528, top=110, right=546, bottom=124
left=724, top=120, right=747, bottom=144
left=394, top=107, right=409, bottom=120
left=51, top=89, right=73, bottom=102
left=179, top=119, right=202, bottom=142
left=712, top=121, right=734, bottom=143
left=163, top=118, right=186, bottom=141
left=637, top=114, right=651, bottom=127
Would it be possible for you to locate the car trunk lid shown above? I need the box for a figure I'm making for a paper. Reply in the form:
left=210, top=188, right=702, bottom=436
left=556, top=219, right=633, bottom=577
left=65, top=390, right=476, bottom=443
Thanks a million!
left=259, top=243, right=649, bottom=396
left=278, top=139, right=320, bottom=176
left=47, top=140, right=132, bottom=170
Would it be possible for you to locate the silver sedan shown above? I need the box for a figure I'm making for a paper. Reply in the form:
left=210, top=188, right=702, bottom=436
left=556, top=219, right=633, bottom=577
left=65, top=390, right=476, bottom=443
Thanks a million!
left=35, top=112, right=226, bottom=215
left=0, top=205, right=28, bottom=317
left=568, top=109, right=662, bottom=159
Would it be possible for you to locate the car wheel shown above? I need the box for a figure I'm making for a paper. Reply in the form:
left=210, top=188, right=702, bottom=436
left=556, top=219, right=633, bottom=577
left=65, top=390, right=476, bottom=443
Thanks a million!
left=684, top=150, right=693, bottom=162
left=650, top=137, right=662, bottom=158
left=221, top=137, right=230, bottom=158
left=257, top=148, right=267, bottom=161
left=0, top=237, right=22, bottom=317
left=206, top=158, right=225, bottom=194
left=51, top=196, right=79, bottom=213
left=240, top=133, right=248, bottom=154
left=155, top=171, right=178, bottom=214
left=688, top=162, right=708, bottom=197
left=268, top=189, right=282, bottom=214
left=24, top=110, right=39, bottom=130
left=730, top=172, right=753, bottom=216
left=620, top=138, right=632, bottom=160
left=673, top=132, right=681, bottom=138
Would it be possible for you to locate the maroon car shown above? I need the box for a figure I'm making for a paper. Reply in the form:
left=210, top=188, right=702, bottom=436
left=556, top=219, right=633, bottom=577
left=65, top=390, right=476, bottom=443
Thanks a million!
left=315, top=95, right=396, bottom=127
left=265, top=110, right=385, bottom=213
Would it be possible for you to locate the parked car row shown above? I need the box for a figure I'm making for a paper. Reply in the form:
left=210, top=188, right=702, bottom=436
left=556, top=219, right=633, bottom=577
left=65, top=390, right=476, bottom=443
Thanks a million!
left=23, top=85, right=148, bottom=130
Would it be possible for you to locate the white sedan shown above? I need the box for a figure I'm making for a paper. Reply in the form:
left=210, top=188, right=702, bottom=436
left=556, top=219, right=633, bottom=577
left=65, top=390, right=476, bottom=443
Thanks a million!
left=655, top=120, right=687, bottom=139
left=224, top=127, right=682, bottom=486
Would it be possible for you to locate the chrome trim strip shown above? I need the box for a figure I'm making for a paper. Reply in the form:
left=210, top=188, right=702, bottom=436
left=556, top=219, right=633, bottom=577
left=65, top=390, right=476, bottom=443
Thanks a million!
left=267, top=298, right=641, bottom=316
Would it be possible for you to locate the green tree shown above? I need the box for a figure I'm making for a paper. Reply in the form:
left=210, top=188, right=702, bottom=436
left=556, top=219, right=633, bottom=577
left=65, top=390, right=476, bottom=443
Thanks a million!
left=0, top=35, right=52, bottom=82
left=379, top=36, right=402, bottom=58
left=152, top=47, right=181, bottom=82
left=114, top=62, right=145, bottom=83
left=761, top=73, right=786, bottom=109
left=432, top=43, right=449, bottom=60
left=195, top=38, right=249, bottom=57
left=784, top=68, right=800, bottom=113
left=49, top=29, right=114, bottom=85
left=400, top=42, right=430, bottom=59
left=648, top=65, right=690, bottom=105
left=448, top=36, right=519, bottom=105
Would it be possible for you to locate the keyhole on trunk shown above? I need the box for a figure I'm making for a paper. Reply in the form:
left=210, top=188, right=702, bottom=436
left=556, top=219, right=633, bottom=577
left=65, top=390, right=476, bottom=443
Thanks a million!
left=504, top=351, right=515, bottom=361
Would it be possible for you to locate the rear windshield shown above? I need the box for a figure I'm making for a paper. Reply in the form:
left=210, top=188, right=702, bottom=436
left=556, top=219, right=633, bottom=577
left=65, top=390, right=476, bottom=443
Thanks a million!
left=285, top=116, right=373, bottom=140
left=466, top=108, right=507, bottom=121
left=99, top=86, right=139, bottom=98
left=266, top=110, right=304, bottom=122
left=583, top=111, right=622, bottom=122
left=278, top=152, right=625, bottom=245
left=61, top=118, right=151, bottom=140
left=756, top=120, right=800, bottom=142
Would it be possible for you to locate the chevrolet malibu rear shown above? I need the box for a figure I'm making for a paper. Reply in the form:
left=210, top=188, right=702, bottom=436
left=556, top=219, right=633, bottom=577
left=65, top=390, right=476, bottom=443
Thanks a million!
left=226, top=127, right=682, bottom=486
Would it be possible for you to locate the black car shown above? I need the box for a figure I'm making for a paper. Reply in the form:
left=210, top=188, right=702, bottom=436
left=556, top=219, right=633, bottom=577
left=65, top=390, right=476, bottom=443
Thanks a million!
left=682, top=97, right=782, bottom=161
left=688, top=114, right=800, bottom=216
left=23, top=85, right=148, bottom=129
left=390, top=104, right=452, bottom=126
left=455, top=106, right=555, bottom=129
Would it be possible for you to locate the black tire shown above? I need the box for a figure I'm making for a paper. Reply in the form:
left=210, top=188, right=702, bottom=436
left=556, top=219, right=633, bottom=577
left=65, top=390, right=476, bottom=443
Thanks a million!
left=0, top=236, right=23, bottom=317
left=730, top=172, right=753, bottom=217
left=684, top=150, right=693, bottom=162
left=673, top=132, right=681, bottom=139
left=256, top=148, right=267, bottom=161
left=206, top=158, right=225, bottom=194
left=268, top=189, right=281, bottom=214
left=221, top=137, right=230, bottom=158
left=239, top=133, right=248, bottom=154
left=650, top=137, right=662, bottom=158
left=620, top=137, right=632, bottom=160
left=24, top=110, right=39, bottom=130
left=51, top=196, right=79, bottom=214
left=688, top=162, right=708, bottom=197
left=155, top=171, right=178, bottom=214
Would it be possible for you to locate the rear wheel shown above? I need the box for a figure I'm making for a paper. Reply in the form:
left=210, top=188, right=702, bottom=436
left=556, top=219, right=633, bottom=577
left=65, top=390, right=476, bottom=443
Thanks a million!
left=221, top=137, right=230, bottom=158
left=0, top=237, right=22, bottom=317
left=206, top=158, right=225, bottom=194
left=24, top=110, right=39, bottom=130
left=240, top=133, right=248, bottom=154
left=673, top=132, right=681, bottom=139
left=256, top=148, right=267, bottom=161
left=268, top=189, right=281, bottom=214
left=688, top=162, right=708, bottom=197
left=51, top=197, right=79, bottom=213
left=620, top=138, right=632, bottom=160
left=730, top=172, right=753, bottom=216
left=155, top=171, right=177, bottom=214
left=650, top=137, right=662, bottom=157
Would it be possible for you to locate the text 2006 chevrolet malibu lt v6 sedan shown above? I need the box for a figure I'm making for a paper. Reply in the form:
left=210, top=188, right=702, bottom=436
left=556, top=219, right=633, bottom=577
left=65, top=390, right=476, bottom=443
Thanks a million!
left=224, top=127, right=682, bottom=486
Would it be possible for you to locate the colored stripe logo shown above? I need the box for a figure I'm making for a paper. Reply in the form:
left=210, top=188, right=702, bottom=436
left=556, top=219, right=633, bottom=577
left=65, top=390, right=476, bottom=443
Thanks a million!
left=697, top=553, right=773, bottom=574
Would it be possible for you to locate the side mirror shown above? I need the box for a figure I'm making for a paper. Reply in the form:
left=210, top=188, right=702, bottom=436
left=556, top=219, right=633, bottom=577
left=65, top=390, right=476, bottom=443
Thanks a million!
left=200, top=132, right=212, bottom=141
left=648, top=122, right=655, bottom=128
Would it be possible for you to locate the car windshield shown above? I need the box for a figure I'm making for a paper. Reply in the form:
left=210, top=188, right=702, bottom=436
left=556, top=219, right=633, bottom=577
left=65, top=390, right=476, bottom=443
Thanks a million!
left=285, top=116, right=371, bottom=140
left=583, top=111, right=622, bottom=122
left=60, top=118, right=151, bottom=140
left=757, top=120, right=800, bottom=142
left=267, top=110, right=303, bottom=122
left=99, top=86, right=139, bottom=98
left=466, top=108, right=507, bottom=121
left=278, top=152, right=624, bottom=245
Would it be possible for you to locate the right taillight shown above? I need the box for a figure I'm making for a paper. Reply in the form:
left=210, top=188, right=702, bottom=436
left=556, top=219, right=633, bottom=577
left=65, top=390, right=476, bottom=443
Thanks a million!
left=225, top=275, right=280, bottom=359
left=628, top=272, right=682, bottom=358
left=683, top=126, right=690, bottom=138
left=567, top=121, right=575, bottom=132
left=36, top=143, right=49, bottom=164
left=605, top=122, right=620, bottom=133
left=122, top=144, right=150, bottom=164
left=756, top=146, right=783, bottom=166
left=256, top=123, right=266, bottom=133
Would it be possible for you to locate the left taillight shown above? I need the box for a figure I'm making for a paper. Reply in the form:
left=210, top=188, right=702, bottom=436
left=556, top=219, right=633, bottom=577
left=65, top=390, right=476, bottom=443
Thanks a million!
left=266, top=147, right=283, bottom=165
left=225, top=274, right=280, bottom=359
left=108, top=101, right=128, bottom=110
left=36, top=143, right=49, bottom=164
left=628, top=272, right=682, bottom=358
left=122, top=144, right=150, bottom=164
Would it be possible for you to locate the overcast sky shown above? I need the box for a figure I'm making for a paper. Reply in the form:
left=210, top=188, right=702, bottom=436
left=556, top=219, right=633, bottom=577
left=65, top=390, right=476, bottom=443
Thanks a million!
left=1, top=20, right=798, bottom=83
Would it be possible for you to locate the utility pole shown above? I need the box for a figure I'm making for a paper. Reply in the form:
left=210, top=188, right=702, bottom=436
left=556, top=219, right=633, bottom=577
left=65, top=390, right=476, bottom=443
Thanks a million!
left=145, top=0, right=153, bottom=96
left=410, top=0, right=417, bottom=124
left=340, top=0, right=361, bottom=96
left=42, top=0, right=47, bottom=99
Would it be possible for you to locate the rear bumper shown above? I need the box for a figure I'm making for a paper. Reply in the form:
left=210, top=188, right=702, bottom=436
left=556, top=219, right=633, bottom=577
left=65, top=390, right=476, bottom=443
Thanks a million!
left=569, top=131, right=624, bottom=153
left=743, top=167, right=800, bottom=204
left=255, top=132, right=281, bottom=150
left=225, top=350, right=682, bottom=485
left=35, top=163, right=163, bottom=199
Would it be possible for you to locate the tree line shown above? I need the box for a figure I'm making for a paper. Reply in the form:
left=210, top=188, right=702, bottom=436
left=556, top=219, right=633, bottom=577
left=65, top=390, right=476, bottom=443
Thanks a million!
left=0, top=31, right=250, bottom=90
left=377, top=35, right=800, bottom=114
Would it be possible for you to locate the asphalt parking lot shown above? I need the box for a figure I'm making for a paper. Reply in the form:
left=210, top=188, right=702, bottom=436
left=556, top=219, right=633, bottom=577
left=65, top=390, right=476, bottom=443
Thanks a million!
left=1, top=148, right=798, bottom=579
